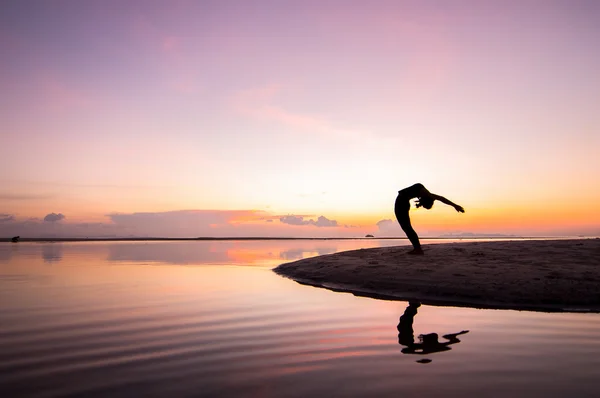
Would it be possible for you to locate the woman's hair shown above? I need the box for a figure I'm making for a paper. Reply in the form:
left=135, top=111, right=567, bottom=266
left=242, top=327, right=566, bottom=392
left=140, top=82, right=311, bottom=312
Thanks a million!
left=416, top=196, right=434, bottom=209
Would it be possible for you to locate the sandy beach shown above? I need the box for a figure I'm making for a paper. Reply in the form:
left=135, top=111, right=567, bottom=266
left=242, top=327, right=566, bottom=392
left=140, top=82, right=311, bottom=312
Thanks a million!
left=274, top=239, right=600, bottom=312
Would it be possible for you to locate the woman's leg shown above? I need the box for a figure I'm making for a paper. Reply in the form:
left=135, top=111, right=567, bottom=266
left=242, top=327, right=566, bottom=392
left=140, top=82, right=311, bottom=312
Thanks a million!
left=395, top=205, right=422, bottom=250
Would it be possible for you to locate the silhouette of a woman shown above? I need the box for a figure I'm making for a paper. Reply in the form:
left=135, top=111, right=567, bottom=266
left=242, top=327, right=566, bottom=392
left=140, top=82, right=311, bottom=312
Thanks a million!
left=395, top=183, right=464, bottom=255
left=397, top=302, right=469, bottom=359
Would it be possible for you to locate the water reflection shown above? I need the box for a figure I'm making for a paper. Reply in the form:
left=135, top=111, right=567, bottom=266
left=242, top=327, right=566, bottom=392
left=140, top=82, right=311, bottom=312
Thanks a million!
left=1, top=239, right=405, bottom=268
left=2, top=241, right=600, bottom=397
left=0, top=247, right=13, bottom=263
left=102, top=240, right=405, bottom=266
left=3, top=238, right=504, bottom=267
left=280, top=247, right=337, bottom=260
left=107, top=242, right=228, bottom=264
left=42, top=244, right=63, bottom=264
left=397, top=302, right=469, bottom=362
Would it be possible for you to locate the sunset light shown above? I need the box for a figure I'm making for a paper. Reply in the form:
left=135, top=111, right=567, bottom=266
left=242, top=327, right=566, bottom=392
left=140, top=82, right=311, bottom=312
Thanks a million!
left=1, top=1, right=598, bottom=238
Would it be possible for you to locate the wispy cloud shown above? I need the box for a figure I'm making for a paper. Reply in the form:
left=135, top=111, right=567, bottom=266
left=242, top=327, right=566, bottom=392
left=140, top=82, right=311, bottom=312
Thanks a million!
left=233, top=84, right=370, bottom=140
left=0, top=214, right=15, bottom=223
left=41, top=77, right=94, bottom=112
left=131, top=15, right=201, bottom=94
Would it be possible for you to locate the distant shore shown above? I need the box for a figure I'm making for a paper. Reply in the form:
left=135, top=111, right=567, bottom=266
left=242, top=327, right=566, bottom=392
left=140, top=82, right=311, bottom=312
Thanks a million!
left=0, top=237, right=377, bottom=243
left=0, top=236, right=577, bottom=243
left=274, top=238, right=600, bottom=313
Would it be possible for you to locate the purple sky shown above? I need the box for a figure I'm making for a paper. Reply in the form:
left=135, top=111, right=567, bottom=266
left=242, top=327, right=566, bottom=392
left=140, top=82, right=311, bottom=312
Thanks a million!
left=1, top=1, right=599, bottom=237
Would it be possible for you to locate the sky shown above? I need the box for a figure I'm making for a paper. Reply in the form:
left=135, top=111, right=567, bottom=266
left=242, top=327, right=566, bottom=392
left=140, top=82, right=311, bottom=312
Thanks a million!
left=1, top=0, right=599, bottom=238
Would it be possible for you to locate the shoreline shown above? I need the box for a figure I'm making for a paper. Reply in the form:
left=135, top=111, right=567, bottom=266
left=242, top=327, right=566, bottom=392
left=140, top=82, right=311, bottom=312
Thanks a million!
left=274, top=239, right=600, bottom=313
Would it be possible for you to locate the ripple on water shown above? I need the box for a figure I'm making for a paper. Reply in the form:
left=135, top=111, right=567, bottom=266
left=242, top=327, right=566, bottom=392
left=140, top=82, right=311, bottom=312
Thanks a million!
left=1, top=241, right=600, bottom=398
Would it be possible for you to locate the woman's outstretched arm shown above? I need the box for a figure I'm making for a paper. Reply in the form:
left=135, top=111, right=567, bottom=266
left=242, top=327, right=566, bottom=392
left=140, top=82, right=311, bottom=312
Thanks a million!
left=431, top=194, right=465, bottom=213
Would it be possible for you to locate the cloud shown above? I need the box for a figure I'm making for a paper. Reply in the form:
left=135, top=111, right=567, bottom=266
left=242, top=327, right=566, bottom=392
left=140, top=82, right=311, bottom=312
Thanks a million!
left=279, top=215, right=338, bottom=227
left=42, top=78, right=94, bottom=112
left=108, top=210, right=245, bottom=229
left=0, top=214, right=15, bottom=223
left=106, top=210, right=284, bottom=237
left=376, top=219, right=401, bottom=236
left=279, top=215, right=308, bottom=226
left=376, top=219, right=394, bottom=228
left=44, top=213, right=65, bottom=222
left=0, top=210, right=356, bottom=239
left=0, top=219, right=118, bottom=239
left=233, top=84, right=369, bottom=140
left=314, top=216, right=338, bottom=227
left=0, top=209, right=591, bottom=239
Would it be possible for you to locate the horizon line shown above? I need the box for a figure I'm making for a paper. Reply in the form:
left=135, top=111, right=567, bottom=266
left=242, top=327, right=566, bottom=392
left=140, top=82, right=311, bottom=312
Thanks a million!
left=2, top=235, right=591, bottom=243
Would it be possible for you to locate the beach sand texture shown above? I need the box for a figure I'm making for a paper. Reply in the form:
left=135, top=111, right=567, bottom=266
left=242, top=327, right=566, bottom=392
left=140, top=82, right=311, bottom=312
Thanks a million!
left=274, top=239, right=600, bottom=312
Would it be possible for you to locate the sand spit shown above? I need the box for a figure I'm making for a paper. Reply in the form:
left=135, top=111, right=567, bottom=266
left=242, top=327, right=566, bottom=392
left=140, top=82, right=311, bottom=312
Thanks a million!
left=274, top=239, right=600, bottom=313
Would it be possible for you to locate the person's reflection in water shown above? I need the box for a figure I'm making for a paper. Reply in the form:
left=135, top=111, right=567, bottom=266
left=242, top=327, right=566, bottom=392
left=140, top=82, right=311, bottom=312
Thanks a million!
left=397, top=301, right=469, bottom=362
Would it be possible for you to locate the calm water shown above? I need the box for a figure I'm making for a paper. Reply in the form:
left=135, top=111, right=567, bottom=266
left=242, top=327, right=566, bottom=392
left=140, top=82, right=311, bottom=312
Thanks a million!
left=1, top=240, right=600, bottom=397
